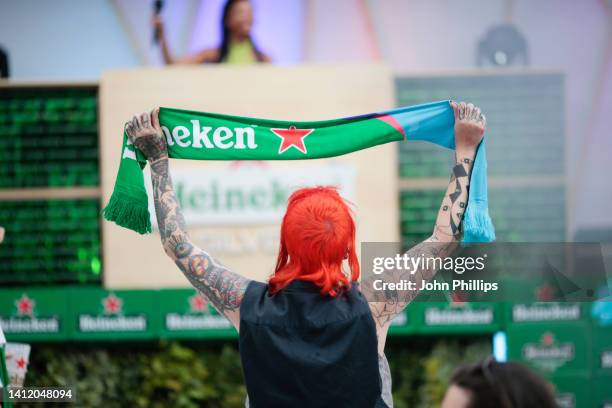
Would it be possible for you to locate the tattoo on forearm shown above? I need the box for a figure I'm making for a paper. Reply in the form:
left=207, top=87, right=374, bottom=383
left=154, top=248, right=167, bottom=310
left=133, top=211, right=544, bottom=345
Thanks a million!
left=149, top=158, right=250, bottom=316
left=367, top=156, right=474, bottom=328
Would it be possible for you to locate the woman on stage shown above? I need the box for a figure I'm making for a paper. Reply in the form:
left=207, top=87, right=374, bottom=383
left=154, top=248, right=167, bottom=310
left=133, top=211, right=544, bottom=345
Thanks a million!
left=154, top=0, right=271, bottom=65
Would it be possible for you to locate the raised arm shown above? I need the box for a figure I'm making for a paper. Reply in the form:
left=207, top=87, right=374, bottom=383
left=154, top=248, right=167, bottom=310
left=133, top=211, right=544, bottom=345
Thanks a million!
left=367, top=101, right=486, bottom=345
left=153, top=16, right=218, bottom=65
left=125, top=109, right=250, bottom=330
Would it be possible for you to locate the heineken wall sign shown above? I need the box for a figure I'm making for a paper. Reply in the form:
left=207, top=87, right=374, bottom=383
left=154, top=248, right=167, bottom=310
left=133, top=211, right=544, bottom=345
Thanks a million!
left=510, top=303, right=583, bottom=324
left=412, top=302, right=500, bottom=334
left=145, top=165, right=355, bottom=227
left=70, top=289, right=158, bottom=340
left=159, top=289, right=235, bottom=339
left=514, top=303, right=581, bottom=322
left=0, top=289, right=67, bottom=341
left=507, top=325, right=590, bottom=375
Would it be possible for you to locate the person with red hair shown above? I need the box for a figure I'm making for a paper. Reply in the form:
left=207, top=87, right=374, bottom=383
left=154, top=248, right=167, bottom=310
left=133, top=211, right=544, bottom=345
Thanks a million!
left=125, top=101, right=486, bottom=407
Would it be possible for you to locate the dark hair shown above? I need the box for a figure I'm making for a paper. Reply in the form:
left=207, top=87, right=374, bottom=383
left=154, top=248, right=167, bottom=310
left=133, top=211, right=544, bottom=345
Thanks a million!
left=216, top=0, right=264, bottom=63
left=450, top=359, right=556, bottom=408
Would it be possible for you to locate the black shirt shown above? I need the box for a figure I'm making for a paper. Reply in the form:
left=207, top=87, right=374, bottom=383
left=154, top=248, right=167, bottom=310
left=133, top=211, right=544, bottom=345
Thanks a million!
left=239, top=279, right=388, bottom=408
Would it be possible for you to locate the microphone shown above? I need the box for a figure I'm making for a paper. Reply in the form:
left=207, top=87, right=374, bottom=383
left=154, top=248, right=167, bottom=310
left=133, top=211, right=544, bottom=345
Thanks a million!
left=153, top=0, right=164, bottom=45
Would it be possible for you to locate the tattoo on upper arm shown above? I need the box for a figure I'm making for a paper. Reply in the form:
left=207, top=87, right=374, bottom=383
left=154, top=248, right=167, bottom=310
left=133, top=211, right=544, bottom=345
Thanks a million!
left=174, top=246, right=250, bottom=313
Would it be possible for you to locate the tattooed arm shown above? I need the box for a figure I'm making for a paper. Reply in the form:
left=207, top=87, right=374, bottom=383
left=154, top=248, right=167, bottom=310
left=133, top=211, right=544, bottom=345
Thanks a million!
left=125, top=109, right=251, bottom=330
left=366, top=102, right=486, bottom=352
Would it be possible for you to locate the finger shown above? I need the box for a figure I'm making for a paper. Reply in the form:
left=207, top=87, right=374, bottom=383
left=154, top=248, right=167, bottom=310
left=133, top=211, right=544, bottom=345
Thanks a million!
left=151, top=107, right=161, bottom=130
left=469, top=105, right=480, bottom=121
left=458, top=102, right=466, bottom=120
left=466, top=103, right=476, bottom=120
left=132, top=116, right=142, bottom=130
left=140, top=112, right=150, bottom=128
left=125, top=121, right=135, bottom=137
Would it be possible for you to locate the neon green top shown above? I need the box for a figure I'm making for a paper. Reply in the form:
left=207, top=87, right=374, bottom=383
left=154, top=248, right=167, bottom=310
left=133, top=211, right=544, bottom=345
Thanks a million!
left=225, top=40, right=257, bottom=64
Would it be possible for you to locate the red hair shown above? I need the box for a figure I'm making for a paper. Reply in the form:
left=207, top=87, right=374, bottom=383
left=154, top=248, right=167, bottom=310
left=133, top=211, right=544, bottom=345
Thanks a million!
left=268, top=186, right=360, bottom=297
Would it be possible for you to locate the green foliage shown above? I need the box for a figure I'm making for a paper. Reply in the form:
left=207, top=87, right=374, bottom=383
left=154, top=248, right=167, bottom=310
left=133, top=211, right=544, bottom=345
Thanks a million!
left=23, top=342, right=246, bottom=408
left=22, top=337, right=490, bottom=407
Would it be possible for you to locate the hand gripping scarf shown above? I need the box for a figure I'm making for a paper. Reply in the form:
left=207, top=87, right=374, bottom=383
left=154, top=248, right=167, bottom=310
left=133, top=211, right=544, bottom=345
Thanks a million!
left=103, top=100, right=495, bottom=243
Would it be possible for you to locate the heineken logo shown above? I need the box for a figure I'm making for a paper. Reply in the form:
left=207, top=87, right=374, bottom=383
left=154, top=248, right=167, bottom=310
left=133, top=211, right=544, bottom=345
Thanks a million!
left=601, top=350, right=612, bottom=369
left=0, top=293, right=60, bottom=334
left=162, top=121, right=258, bottom=150
left=15, top=294, right=35, bottom=316
left=189, top=293, right=207, bottom=313
left=424, top=307, right=493, bottom=325
left=522, top=332, right=574, bottom=371
left=270, top=126, right=314, bottom=154
left=512, top=304, right=581, bottom=322
left=165, top=314, right=231, bottom=330
left=79, top=315, right=147, bottom=332
left=102, top=294, right=122, bottom=315
left=78, top=293, right=146, bottom=332
left=164, top=292, right=230, bottom=331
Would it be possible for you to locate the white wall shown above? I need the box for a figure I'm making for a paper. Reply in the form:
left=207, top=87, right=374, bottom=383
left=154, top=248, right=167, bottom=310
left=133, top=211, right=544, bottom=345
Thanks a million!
left=0, top=0, right=139, bottom=80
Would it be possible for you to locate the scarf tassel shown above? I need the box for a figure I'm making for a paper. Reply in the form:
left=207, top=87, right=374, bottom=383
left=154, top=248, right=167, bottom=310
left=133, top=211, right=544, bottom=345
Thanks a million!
left=102, top=190, right=152, bottom=235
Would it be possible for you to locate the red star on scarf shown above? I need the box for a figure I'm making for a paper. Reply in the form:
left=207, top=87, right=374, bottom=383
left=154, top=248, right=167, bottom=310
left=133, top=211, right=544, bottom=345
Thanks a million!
left=270, top=126, right=314, bottom=154
left=189, top=293, right=207, bottom=313
left=102, top=294, right=122, bottom=315
left=15, top=294, right=35, bottom=316
left=16, top=357, right=27, bottom=369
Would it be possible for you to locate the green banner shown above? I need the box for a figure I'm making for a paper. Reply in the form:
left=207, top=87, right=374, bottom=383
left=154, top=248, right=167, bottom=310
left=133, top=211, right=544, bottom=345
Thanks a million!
left=0, top=288, right=68, bottom=341
left=593, top=326, right=612, bottom=376
left=70, top=288, right=158, bottom=341
left=387, top=310, right=415, bottom=335
left=505, top=303, right=588, bottom=326
left=411, top=302, right=501, bottom=334
left=551, top=374, right=592, bottom=408
left=507, top=323, right=591, bottom=376
left=158, top=289, right=235, bottom=340
left=592, top=375, right=612, bottom=408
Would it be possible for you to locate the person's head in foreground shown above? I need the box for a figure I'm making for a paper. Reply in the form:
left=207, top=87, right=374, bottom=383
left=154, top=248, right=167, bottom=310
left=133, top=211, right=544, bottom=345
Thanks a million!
left=268, top=186, right=359, bottom=296
left=442, top=358, right=556, bottom=408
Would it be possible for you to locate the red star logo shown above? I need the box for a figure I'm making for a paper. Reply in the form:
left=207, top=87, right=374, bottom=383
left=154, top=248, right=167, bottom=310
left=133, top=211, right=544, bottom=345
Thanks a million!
left=102, top=294, right=122, bottom=315
left=189, top=293, right=208, bottom=313
left=15, top=294, right=35, bottom=316
left=536, top=284, right=556, bottom=301
left=541, top=332, right=554, bottom=346
left=16, top=357, right=27, bottom=369
left=451, top=291, right=468, bottom=304
left=270, top=126, right=314, bottom=154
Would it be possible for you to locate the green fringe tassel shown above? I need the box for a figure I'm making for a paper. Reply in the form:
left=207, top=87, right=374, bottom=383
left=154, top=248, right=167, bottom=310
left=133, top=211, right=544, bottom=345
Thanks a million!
left=102, top=192, right=152, bottom=234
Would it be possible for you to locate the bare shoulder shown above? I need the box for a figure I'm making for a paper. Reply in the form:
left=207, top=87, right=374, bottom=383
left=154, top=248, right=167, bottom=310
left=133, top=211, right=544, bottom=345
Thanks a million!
left=176, top=48, right=220, bottom=64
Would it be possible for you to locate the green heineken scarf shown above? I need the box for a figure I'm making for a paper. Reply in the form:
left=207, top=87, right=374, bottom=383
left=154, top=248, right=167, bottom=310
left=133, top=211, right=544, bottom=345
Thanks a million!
left=103, top=101, right=495, bottom=242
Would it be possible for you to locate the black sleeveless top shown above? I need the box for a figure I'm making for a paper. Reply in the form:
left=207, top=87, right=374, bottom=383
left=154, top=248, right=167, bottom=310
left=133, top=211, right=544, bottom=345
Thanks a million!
left=239, top=279, right=388, bottom=408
